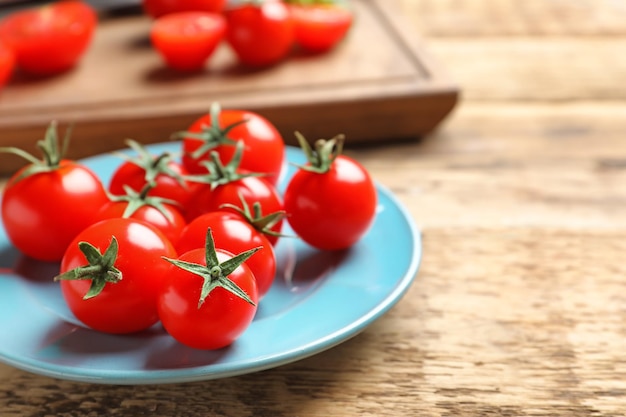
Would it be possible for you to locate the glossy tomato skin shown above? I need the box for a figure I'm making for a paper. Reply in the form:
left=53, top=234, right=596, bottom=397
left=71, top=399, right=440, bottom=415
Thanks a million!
left=283, top=156, right=377, bottom=250
left=177, top=211, right=276, bottom=298
left=185, top=175, right=284, bottom=232
left=59, top=218, right=177, bottom=334
left=143, top=0, right=227, bottom=18
left=95, top=201, right=187, bottom=248
left=151, top=11, right=226, bottom=72
left=1, top=160, right=109, bottom=261
left=182, top=109, right=285, bottom=185
left=289, top=4, right=353, bottom=52
left=0, top=42, right=15, bottom=88
left=225, top=0, right=294, bottom=67
left=109, top=158, right=199, bottom=212
left=0, top=1, right=97, bottom=76
left=158, top=247, right=258, bottom=350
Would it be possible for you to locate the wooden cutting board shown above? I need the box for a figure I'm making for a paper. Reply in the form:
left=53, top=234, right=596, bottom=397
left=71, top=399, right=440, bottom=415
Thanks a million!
left=0, top=0, right=458, bottom=174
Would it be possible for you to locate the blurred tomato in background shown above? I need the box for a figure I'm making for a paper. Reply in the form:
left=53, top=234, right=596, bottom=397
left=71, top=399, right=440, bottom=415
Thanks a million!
left=0, top=0, right=97, bottom=76
left=143, top=0, right=227, bottom=18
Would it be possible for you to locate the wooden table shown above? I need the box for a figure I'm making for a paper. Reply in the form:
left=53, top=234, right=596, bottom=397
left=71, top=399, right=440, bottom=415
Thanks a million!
left=2, top=0, right=626, bottom=415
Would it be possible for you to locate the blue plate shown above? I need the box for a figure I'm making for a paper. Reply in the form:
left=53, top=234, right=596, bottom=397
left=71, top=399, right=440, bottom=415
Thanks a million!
left=0, top=144, right=422, bottom=385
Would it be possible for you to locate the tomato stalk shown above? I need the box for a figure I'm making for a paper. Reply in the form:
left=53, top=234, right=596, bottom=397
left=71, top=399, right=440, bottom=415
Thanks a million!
left=185, top=140, right=264, bottom=189
left=108, top=183, right=179, bottom=223
left=220, top=192, right=288, bottom=239
left=0, top=121, right=72, bottom=182
left=173, top=102, right=248, bottom=158
left=54, top=237, right=123, bottom=300
left=293, top=131, right=345, bottom=174
left=163, top=229, right=259, bottom=308
left=116, top=139, right=186, bottom=188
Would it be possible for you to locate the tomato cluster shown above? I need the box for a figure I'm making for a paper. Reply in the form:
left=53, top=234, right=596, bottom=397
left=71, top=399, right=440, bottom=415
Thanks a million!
left=0, top=0, right=354, bottom=90
left=0, top=103, right=377, bottom=350
left=148, top=0, right=355, bottom=71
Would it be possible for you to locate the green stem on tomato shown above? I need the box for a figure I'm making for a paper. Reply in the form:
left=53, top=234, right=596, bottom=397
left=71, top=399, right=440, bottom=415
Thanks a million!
left=219, top=192, right=290, bottom=239
left=0, top=121, right=74, bottom=183
left=170, top=102, right=248, bottom=160
left=106, top=184, right=178, bottom=223
left=115, top=139, right=186, bottom=189
left=292, top=131, right=346, bottom=174
left=183, top=140, right=265, bottom=189
left=54, top=237, right=123, bottom=300
left=162, top=228, right=260, bottom=308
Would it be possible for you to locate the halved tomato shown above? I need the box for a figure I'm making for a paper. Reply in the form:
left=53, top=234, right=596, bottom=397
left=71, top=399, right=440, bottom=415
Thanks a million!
left=0, top=0, right=97, bottom=76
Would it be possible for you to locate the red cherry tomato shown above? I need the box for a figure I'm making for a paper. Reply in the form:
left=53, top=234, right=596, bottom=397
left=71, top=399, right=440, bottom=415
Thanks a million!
left=225, top=0, right=294, bottom=67
left=2, top=161, right=108, bottom=261
left=96, top=197, right=187, bottom=248
left=0, top=42, right=15, bottom=88
left=1, top=123, right=109, bottom=261
left=0, top=1, right=97, bottom=76
left=181, top=104, right=285, bottom=185
left=288, top=3, right=353, bottom=52
left=143, top=0, right=227, bottom=19
left=109, top=142, right=199, bottom=212
left=177, top=211, right=276, bottom=298
left=159, top=232, right=259, bottom=350
left=283, top=134, right=377, bottom=250
left=151, top=11, right=226, bottom=72
left=57, top=218, right=177, bottom=334
left=186, top=174, right=284, bottom=231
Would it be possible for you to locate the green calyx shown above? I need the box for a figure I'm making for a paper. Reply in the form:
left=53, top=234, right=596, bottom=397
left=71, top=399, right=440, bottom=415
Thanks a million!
left=185, top=140, right=264, bottom=189
left=0, top=121, right=72, bottom=183
left=54, top=237, right=123, bottom=300
left=116, top=139, right=186, bottom=189
left=163, top=229, right=259, bottom=308
left=172, top=102, right=248, bottom=159
left=220, top=193, right=289, bottom=239
left=108, top=183, right=179, bottom=223
left=293, top=131, right=345, bottom=174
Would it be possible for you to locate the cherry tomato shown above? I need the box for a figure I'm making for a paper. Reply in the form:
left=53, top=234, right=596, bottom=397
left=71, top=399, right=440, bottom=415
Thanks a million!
left=151, top=11, right=226, bottom=72
left=283, top=133, right=377, bottom=250
left=288, top=3, right=353, bottom=52
left=2, top=162, right=108, bottom=261
left=225, top=0, right=294, bottom=67
left=187, top=173, right=284, bottom=229
left=177, top=211, right=276, bottom=298
left=183, top=139, right=285, bottom=235
left=0, top=1, right=97, bottom=76
left=1, top=123, right=109, bottom=261
left=143, top=0, right=227, bottom=19
left=215, top=195, right=287, bottom=247
left=0, top=42, right=15, bottom=88
left=181, top=102, right=285, bottom=185
left=56, top=218, right=177, bottom=334
left=95, top=191, right=187, bottom=248
left=159, top=229, right=259, bottom=350
left=109, top=141, right=199, bottom=213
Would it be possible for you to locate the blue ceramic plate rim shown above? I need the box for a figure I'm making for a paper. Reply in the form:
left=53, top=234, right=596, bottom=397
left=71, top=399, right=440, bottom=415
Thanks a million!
left=0, top=144, right=422, bottom=385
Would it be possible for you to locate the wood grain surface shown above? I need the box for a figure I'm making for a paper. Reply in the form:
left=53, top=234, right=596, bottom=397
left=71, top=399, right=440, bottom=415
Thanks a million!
left=2, top=0, right=626, bottom=416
